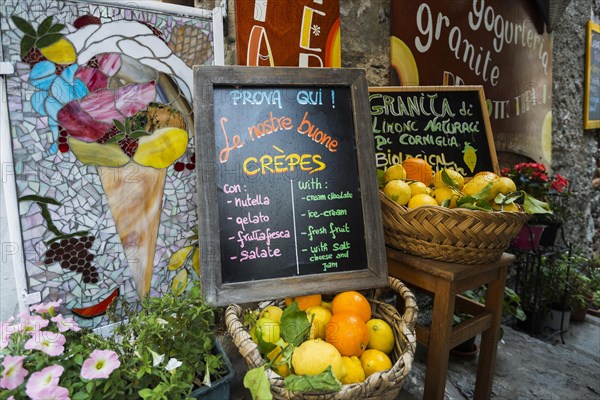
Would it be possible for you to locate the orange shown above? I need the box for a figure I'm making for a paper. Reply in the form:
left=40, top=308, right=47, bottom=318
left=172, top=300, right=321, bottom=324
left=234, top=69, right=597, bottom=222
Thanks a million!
left=402, top=157, right=433, bottom=186
left=292, top=294, right=322, bottom=311
left=332, top=291, right=371, bottom=322
left=325, top=312, right=370, bottom=357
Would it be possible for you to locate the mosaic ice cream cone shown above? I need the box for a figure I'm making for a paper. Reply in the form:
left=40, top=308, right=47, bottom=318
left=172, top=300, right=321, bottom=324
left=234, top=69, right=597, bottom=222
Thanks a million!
left=98, top=164, right=166, bottom=298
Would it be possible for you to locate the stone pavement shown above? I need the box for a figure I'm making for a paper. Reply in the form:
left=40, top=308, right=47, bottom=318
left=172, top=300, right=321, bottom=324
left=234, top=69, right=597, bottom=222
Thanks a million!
left=221, top=314, right=600, bottom=399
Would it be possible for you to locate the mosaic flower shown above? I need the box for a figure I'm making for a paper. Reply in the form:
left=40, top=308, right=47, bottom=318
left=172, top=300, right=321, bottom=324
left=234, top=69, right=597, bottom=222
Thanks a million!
left=80, top=349, right=120, bottom=380
left=25, top=364, right=64, bottom=398
left=0, top=355, right=28, bottom=390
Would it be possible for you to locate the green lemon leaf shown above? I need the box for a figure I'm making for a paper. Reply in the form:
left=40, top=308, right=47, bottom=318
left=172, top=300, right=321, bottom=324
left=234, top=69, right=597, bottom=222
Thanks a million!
left=441, top=169, right=458, bottom=189
left=280, top=302, right=310, bottom=346
left=472, top=182, right=493, bottom=200
left=12, top=16, right=37, bottom=37
left=377, top=169, right=385, bottom=188
left=523, top=192, right=552, bottom=215
left=283, top=366, right=341, bottom=393
left=19, top=35, right=36, bottom=58
left=244, top=366, right=273, bottom=400
left=37, top=16, right=54, bottom=36
left=35, top=33, right=63, bottom=48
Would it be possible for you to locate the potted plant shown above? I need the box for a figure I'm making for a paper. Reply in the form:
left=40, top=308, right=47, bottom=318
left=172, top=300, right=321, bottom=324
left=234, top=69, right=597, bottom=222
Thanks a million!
left=502, top=162, right=569, bottom=249
left=0, top=282, right=233, bottom=399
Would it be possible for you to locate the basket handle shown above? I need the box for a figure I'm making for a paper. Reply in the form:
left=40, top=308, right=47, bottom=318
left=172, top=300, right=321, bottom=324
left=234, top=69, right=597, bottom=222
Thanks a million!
left=387, top=276, right=418, bottom=331
left=224, top=304, right=265, bottom=369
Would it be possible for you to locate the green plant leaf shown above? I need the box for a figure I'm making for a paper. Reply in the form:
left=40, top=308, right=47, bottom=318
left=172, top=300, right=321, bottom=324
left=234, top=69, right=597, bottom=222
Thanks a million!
left=472, top=182, right=493, bottom=200
left=129, top=130, right=150, bottom=139
left=47, top=23, right=66, bottom=34
left=255, top=324, right=276, bottom=355
left=113, top=119, right=126, bottom=133
left=20, top=35, right=36, bottom=58
left=523, top=192, right=552, bottom=215
left=36, top=33, right=63, bottom=48
left=12, top=16, right=37, bottom=37
left=283, top=366, right=341, bottom=393
left=106, top=133, right=126, bottom=144
left=138, top=388, right=153, bottom=399
left=243, top=366, right=272, bottom=400
left=72, top=392, right=88, bottom=400
left=377, top=169, right=385, bottom=188
left=37, top=16, right=54, bottom=35
left=441, top=169, right=458, bottom=189
left=280, top=302, right=310, bottom=346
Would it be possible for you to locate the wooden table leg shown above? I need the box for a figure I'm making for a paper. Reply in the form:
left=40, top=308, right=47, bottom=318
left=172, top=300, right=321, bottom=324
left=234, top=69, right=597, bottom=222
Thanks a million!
left=474, top=265, right=507, bottom=399
left=424, top=281, right=455, bottom=400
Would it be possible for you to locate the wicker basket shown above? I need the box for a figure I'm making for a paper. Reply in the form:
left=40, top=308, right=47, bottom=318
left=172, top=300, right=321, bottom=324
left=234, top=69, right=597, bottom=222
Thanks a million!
left=225, top=277, right=417, bottom=400
left=379, top=190, right=529, bottom=265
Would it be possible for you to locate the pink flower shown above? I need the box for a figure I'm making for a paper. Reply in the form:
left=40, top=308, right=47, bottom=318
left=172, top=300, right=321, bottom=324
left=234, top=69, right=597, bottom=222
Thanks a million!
left=51, top=315, right=81, bottom=332
left=25, top=365, right=64, bottom=399
left=24, top=331, right=66, bottom=356
left=0, top=355, right=28, bottom=390
left=30, top=299, right=63, bottom=315
left=19, top=312, right=49, bottom=332
left=81, top=349, right=120, bottom=380
left=28, top=385, right=70, bottom=400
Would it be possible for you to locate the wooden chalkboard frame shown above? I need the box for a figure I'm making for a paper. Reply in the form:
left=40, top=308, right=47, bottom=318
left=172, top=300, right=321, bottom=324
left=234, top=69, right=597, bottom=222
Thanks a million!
left=194, top=66, right=388, bottom=306
left=368, top=85, right=500, bottom=176
left=584, top=20, right=600, bottom=129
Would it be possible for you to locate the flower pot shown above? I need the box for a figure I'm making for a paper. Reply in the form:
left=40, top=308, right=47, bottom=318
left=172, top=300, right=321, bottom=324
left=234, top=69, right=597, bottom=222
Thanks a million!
left=512, top=224, right=546, bottom=250
left=450, top=336, right=478, bottom=360
left=190, top=340, right=235, bottom=400
left=543, top=308, right=571, bottom=332
left=570, top=307, right=588, bottom=322
left=538, top=222, right=561, bottom=247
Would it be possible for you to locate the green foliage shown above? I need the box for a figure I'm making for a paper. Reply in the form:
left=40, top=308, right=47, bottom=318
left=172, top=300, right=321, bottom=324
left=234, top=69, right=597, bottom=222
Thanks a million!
left=106, top=282, right=226, bottom=399
left=284, top=366, right=341, bottom=393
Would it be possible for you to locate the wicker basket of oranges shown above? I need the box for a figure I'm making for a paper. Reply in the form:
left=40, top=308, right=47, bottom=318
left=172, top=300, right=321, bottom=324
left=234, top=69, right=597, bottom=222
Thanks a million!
left=224, top=277, right=417, bottom=400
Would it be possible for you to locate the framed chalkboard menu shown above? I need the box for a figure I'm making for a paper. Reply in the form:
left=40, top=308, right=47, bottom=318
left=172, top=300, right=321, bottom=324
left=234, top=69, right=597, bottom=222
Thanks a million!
left=369, top=86, right=499, bottom=176
left=194, top=66, right=387, bottom=306
left=584, top=21, right=600, bottom=129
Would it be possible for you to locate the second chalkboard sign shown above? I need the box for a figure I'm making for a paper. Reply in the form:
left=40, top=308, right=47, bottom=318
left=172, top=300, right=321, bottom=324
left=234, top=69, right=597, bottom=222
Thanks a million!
left=369, top=86, right=499, bottom=176
left=195, top=66, right=387, bottom=306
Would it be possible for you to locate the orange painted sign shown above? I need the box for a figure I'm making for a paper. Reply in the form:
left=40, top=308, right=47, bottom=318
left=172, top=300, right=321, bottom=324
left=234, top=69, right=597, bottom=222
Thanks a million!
left=235, top=0, right=341, bottom=67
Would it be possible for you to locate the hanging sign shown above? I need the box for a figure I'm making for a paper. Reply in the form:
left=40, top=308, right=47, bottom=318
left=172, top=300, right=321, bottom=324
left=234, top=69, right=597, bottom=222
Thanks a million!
left=195, top=66, right=387, bottom=306
left=234, top=0, right=341, bottom=67
left=584, top=20, right=600, bottom=129
left=369, top=85, right=499, bottom=176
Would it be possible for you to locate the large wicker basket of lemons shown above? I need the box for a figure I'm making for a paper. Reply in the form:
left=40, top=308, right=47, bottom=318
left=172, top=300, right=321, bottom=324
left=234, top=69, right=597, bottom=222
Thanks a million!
left=225, top=277, right=417, bottom=400
left=379, top=158, right=533, bottom=265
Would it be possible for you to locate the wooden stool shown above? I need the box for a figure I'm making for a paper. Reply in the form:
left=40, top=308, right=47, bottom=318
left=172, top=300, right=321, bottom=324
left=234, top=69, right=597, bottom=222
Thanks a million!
left=386, top=248, right=515, bottom=400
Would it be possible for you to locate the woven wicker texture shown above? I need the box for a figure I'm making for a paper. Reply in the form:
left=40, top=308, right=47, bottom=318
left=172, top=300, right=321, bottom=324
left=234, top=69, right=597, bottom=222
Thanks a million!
left=225, top=277, right=418, bottom=400
left=379, top=190, right=529, bottom=265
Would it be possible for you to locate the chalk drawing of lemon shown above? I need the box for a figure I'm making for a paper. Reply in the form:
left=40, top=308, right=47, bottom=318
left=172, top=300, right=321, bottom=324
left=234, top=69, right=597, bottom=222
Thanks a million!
left=541, top=111, right=552, bottom=164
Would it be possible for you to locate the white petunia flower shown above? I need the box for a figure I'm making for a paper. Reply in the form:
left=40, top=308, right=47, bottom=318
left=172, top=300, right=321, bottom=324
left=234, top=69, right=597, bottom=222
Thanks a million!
left=165, top=358, right=182, bottom=372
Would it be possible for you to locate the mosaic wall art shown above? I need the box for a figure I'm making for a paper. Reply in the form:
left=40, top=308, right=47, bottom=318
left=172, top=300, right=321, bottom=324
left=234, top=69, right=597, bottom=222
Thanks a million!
left=0, top=0, right=224, bottom=328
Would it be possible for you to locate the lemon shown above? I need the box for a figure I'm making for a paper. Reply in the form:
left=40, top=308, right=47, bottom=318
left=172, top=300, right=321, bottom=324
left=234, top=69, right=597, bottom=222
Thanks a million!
left=267, top=345, right=290, bottom=377
left=463, top=176, right=499, bottom=202
left=192, top=247, right=200, bottom=275
left=171, top=269, right=188, bottom=295
left=133, top=127, right=188, bottom=168
left=492, top=202, right=520, bottom=212
left=256, top=317, right=280, bottom=344
left=383, top=164, right=406, bottom=183
left=67, top=137, right=130, bottom=167
left=359, top=349, right=393, bottom=377
left=383, top=180, right=411, bottom=206
left=366, top=319, right=395, bottom=354
left=305, top=305, right=332, bottom=340
left=433, top=168, right=464, bottom=190
left=341, top=356, right=365, bottom=384
left=260, top=305, right=284, bottom=324
left=40, top=38, right=77, bottom=64
left=497, top=177, right=517, bottom=195
left=408, top=181, right=428, bottom=197
left=291, top=338, right=347, bottom=380
left=432, top=186, right=458, bottom=208
left=407, top=193, right=438, bottom=209
left=320, top=301, right=333, bottom=312
left=168, top=246, right=195, bottom=271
